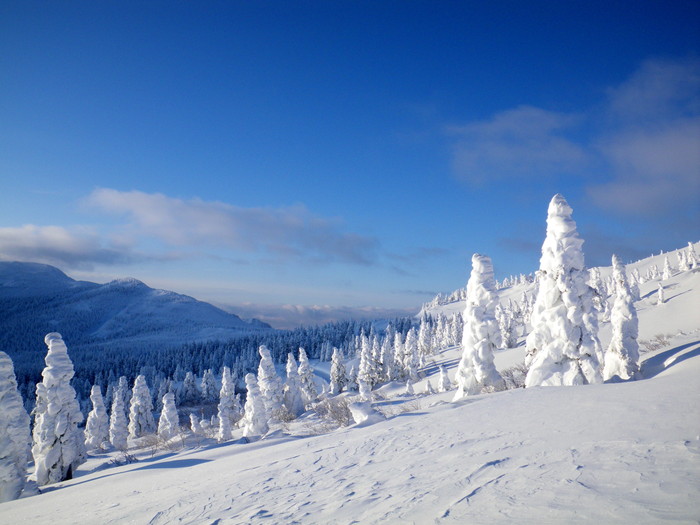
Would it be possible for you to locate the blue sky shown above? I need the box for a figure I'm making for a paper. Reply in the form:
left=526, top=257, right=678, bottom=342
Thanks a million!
left=1, top=1, right=699, bottom=327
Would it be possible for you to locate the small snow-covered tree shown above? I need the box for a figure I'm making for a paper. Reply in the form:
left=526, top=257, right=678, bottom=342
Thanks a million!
left=0, top=351, right=30, bottom=502
left=109, top=393, right=128, bottom=450
left=128, top=375, right=156, bottom=439
left=403, top=327, right=419, bottom=381
left=525, top=195, right=603, bottom=387
left=283, top=353, right=305, bottom=417
left=657, top=283, right=665, bottom=305
left=687, top=242, right=698, bottom=269
left=437, top=365, right=451, bottom=393
left=217, top=366, right=237, bottom=442
left=257, top=345, right=284, bottom=419
left=32, top=333, right=86, bottom=486
left=454, top=254, right=505, bottom=400
left=297, top=348, right=318, bottom=407
left=200, top=369, right=218, bottom=403
left=241, top=373, right=268, bottom=438
left=85, top=385, right=109, bottom=450
left=182, top=372, right=199, bottom=404
left=357, top=339, right=373, bottom=400
left=189, top=413, right=202, bottom=435
left=603, top=255, right=640, bottom=381
left=329, top=347, right=347, bottom=395
left=404, top=380, right=414, bottom=396
left=424, top=379, right=435, bottom=395
left=157, top=392, right=179, bottom=441
left=662, top=255, right=673, bottom=280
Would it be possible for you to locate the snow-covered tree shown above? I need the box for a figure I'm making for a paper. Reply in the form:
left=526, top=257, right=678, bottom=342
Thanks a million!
left=603, top=255, right=640, bottom=381
left=687, top=242, right=698, bottom=269
left=662, top=255, right=673, bottom=280
left=454, top=254, right=505, bottom=400
left=182, top=371, right=199, bottom=404
left=200, top=369, right=218, bottom=403
left=297, top=348, right=317, bottom=407
left=329, top=347, right=347, bottom=395
left=241, top=373, right=268, bottom=438
left=357, top=339, right=373, bottom=400
left=403, top=327, right=419, bottom=381
left=404, top=380, right=414, bottom=396
left=657, top=283, right=665, bottom=305
left=157, top=392, right=179, bottom=441
left=257, top=345, right=284, bottom=419
left=283, top=353, right=305, bottom=417
left=525, top=194, right=603, bottom=387
left=85, top=385, right=109, bottom=450
left=189, top=413, right=202, bottom=435
left=424, top=379, right=435, bottom=395
left=438, top=365, right=451, bottom=393
left=0, top=351, right=30, bottom=502
left=109, top=393, right=128, bottom=450
left=32, top=333, right=86, bottom=486
left=128, top=375, right=156, bottom=439
left=217, top=366, right=237, bottom=442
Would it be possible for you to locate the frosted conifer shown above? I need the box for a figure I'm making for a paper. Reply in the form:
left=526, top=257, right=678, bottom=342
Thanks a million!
left=403, top=327, right=419, bottom=381
left=32, top=333, right=86, bottom=486
left=189, top=413, right=201, bottom=435
left=662, top=256, right=673, bottom=280
left=438, top=365, right=451, bottom=392
left=85, top=385, right=109, bottom=450
left=329, top=347, right=347, bottom=395
left=242, top=373, right=268, bottom=438
left=128, top=375, right=156, bottom=439
left=0, top=351, right=30, bottom=502
left=404, top=380, right=414, bottom=396
left=454, top=254, right=505, bottom=400
left=157, top=392, right=179, bottom=441
left=182, top=372, right=199, bottom=404
left=257, top=345, right=284, bottom=418
left=217, top=366, right=237, bottom=442
left=109, top=393, right=128, bottom=450
left=424, top=379, right=435, bottom=395
left=657, top=283, right=665, bottom=305
left=525, top=195, right=603, bottom=387
left=283, top=353, right=305, bottom=417
left=200, top=369, right=218, bottom=403
left=297, top=348, right=318, bottom=407
left=603, top=255, right=640, bottom=381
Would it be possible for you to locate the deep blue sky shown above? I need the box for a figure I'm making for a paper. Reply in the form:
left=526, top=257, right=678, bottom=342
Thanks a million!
left=1, top=1, right=699, bottom=326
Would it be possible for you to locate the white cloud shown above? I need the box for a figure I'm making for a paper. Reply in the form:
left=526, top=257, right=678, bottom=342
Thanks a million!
left=86, top=188, right=379, bottom=265
left=446, top=105, right=586, bottom=183
left=0, top=224, right=141, bottom=269
left=589, top=58, right=700, bottom=215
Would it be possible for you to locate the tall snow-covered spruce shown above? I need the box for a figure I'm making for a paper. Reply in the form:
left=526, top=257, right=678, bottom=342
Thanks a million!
left=109, top=393, right=128, bottom=450
left=257, top=345, right=284, bottom=420
left=525, top=195, right=603, bottom=387
left=454, top=254, right=505, bottom=400
left=32, top=333, right=86, bottom=486
left=128, top=375, right=156, bottom=439
left=85, top=385, right=109, bottom=450
left=0, top=351, right=30, bottom=502
left=603, top=255, right=640, bottom=381
left=241, top=373, right=268, bottom=438
left=217, top=366, right=237, bottom=442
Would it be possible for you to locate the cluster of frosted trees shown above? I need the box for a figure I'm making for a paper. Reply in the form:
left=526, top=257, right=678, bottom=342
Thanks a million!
left=449, top=194, right=644, bottom=396
left=0, top=334, right=320, bottom=501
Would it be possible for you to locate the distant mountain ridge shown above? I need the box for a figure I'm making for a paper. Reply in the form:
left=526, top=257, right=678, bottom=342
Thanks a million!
left=0, top=261, right=272, bottom=384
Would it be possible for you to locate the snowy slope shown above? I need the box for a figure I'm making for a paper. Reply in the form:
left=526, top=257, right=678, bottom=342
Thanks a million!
left=1, top=249, right=698, bottom=523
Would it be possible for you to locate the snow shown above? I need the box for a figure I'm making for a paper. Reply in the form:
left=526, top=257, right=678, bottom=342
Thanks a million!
left=1, top=245, right=699, bottom=522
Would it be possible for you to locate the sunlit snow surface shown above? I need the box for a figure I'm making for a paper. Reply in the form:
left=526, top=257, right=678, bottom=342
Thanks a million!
left=1, top=249, right=699, bottom=523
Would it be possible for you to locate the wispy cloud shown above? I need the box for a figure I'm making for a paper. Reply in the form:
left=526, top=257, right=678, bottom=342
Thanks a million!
left=86, top=188, right=379, bottom=265
left=589, top=58, right=700, bottom=215
left=0, top=224, right=143, bottom=269
left=446, top=105, right=586, bottom=184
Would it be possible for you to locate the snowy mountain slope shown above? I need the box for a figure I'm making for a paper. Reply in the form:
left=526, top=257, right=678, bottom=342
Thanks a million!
left=0, top=262, right=272, bottom=386
left=1, top=337, right=698, bottom=523
left=1, top=247, right=698, bottom=523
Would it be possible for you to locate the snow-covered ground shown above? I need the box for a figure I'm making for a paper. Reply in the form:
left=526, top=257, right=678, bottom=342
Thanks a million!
left=1, top=249, right=699, bottom=523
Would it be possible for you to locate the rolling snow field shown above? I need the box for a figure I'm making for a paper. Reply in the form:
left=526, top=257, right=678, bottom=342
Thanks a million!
left=1, top=251, right=699, bottom=524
